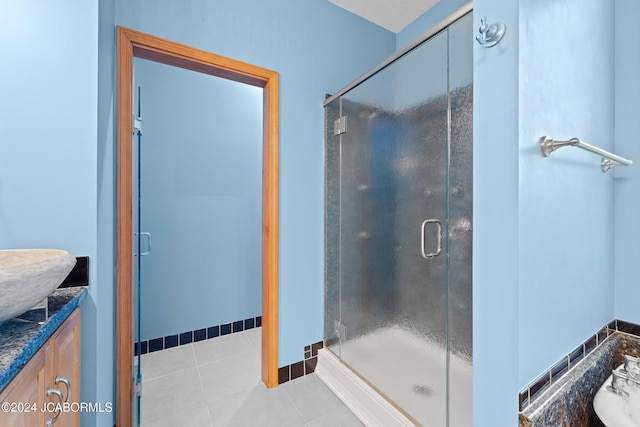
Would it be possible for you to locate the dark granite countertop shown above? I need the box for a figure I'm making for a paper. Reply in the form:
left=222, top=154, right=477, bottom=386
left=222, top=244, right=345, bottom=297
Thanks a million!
left=0, top=286, right=87, bottom=392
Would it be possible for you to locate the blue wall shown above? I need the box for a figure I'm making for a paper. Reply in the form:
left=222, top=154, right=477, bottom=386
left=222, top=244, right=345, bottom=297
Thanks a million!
left=115, top=0, right=395, bottom=368
left=471, top=2, right=520, bottom=426
left=0, top=2, right=98, bottom=254
left=95, top=0, right=117, bottom=425
left=134, top=58, right=263, bottom=340
left=0, top=1, right=112, bottom=425
left=517, top=0, right=615, bottom=386
left=614, top=0, right=640, bottom=324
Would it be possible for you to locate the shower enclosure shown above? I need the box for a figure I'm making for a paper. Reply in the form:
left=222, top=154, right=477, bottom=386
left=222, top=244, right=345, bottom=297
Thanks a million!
left=324, top=10, right=472, bottom=427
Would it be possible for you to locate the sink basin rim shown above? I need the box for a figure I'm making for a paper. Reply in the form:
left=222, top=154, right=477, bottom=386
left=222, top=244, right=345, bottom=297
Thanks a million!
left=0, top=249, right=76, bottom=323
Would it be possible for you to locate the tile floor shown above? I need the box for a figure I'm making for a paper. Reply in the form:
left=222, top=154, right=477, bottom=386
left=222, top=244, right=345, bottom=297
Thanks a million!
left=139, top=327, right=364, bottom=427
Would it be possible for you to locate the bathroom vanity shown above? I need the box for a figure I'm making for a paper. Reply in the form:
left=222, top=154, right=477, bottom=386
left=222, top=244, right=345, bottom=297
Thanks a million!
left=0, top=287, right=86, bottom=426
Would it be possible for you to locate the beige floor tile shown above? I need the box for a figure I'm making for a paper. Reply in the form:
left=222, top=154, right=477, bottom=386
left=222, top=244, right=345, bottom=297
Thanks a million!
left=306, top=406, right=365, bottom=427
left=140, top=406, right=211, bottom=427
left=140, top=367, right=206, bottom=425
left=198, top=349, right=261, bottom=403
left=282, top=374, right=346, bottom=423
left=137, top=327, right=361, bottom=427
left=192, top=332, right=252, bottom=366
left=243, top=327, right=261, bottom=348
left=140, top=344, right=196, bottom=381
left=207, top=383, right=305, bottom=427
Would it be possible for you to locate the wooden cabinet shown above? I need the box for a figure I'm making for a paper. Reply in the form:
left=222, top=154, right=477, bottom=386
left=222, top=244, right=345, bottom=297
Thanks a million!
left=0, top=308, right=81, bottom=426
left=49, top=308, right=81, bottom=427
left=0, top=343, right=49, bottom=426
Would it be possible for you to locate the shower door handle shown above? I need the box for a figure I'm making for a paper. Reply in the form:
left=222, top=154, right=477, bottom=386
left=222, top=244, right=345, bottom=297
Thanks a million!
left=421, top=219, right=442, bottom=259
left=136, top=232, right=152, bottom=256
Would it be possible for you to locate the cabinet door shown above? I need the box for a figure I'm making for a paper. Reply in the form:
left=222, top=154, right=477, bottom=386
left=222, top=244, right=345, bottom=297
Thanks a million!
left=0, top=342, right=49, bottom=427
left=50, top=308, right=81, bottom=427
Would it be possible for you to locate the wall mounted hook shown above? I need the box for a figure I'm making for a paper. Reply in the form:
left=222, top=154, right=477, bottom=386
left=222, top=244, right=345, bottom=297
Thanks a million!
left=476, top=17, right=506, bottom=48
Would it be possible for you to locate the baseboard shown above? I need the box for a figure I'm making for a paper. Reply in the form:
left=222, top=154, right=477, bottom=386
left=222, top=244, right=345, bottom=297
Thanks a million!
left=315, top=348, right=415, bottom=427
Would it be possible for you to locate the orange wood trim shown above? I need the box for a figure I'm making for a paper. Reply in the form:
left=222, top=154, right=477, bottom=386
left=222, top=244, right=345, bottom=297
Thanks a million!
left=116, top=26, right=134, bottom=427
left=262, top=74, right=279, bottom=388
left=115, top=26, right=280, bottom=425
left=120, top=27, right=271, bottom=87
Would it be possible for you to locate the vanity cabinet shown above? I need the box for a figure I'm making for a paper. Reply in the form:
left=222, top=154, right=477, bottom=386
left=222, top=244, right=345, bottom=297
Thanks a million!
left=0, top=308, right=81, bottom=426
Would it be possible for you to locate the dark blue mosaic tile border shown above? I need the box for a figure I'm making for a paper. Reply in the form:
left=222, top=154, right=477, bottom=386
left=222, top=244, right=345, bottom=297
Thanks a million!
left=134, top=315, right=262, bottom=356
left=519, top=319, right=640, bottom=411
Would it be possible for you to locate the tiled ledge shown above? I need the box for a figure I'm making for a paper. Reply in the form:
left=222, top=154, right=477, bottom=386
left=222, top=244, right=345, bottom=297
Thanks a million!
left=519, top=320, right=640, bottom=426
left=519, top=320, right=614, bottom=411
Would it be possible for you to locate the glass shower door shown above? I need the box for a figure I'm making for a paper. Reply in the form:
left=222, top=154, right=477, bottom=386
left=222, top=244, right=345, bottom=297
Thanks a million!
left=132, top=85, right=144, bottom=427
left=325, top=11, right=472, bottom=426
left=447, top=14, right=473, bottom=427
left=336, top=30, right=450, bottom=426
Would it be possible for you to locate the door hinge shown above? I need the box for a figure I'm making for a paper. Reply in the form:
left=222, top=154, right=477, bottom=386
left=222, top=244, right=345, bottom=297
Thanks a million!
left=334, top=116, right=347, bottom=136
left=134, top=380, right=142, bottom=397
left=334, top=319, right=346, bottom=340
left=133, top=116, right=143, bottom=135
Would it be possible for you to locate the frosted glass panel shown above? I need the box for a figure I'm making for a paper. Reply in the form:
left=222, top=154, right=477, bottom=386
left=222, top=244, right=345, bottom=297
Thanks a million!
left=448, top=12, right=473, bottom=427
left=324, top=11, right=473, bottom=426
left=324, top=97, right=342, bottom=356
left=337, top=31, right=449, bottom=426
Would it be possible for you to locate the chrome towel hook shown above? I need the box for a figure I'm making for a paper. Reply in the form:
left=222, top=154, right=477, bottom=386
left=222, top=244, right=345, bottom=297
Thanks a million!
left=476, top=17, right=506, bottom=48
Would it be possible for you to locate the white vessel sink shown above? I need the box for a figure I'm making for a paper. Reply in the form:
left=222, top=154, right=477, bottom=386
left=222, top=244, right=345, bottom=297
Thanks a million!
left=0, top=249, right=76, bottom=323
left=594, top=364, right=640, bottom=427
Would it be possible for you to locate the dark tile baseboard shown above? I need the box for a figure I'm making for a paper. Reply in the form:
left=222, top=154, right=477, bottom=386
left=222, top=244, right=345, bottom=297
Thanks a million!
left=134, top=315, right=262, bottom=356
left=519, top=319, right=640, bottom=412
left=278, top=341, right=324, bottom=385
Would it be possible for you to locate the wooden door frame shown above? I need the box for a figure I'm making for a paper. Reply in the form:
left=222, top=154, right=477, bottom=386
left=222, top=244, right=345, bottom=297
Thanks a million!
left=115, top=26, right=279, bottom=426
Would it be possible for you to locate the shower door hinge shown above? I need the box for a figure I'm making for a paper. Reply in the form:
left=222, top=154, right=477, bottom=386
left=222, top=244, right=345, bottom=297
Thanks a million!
left=134, top=380, right=142, bottom=397
left=334, top=116, right=347, bottom=136
left=133, top=116, right=143, bottom=135
left=334, top=319, right=346, bottom=340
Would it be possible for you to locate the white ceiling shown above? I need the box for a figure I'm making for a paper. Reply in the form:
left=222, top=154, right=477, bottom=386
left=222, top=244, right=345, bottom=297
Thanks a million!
left=328, top=0, right=440, bottom=33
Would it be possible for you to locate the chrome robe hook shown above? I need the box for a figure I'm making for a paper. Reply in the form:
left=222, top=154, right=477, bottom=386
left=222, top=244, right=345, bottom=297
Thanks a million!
left=476, top=17, right=506, bottom=48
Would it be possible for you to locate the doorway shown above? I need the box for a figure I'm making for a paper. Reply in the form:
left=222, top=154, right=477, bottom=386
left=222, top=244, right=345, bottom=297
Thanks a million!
left=116, top=26, right=279, bottom=426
